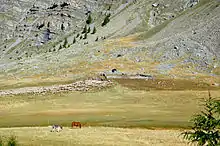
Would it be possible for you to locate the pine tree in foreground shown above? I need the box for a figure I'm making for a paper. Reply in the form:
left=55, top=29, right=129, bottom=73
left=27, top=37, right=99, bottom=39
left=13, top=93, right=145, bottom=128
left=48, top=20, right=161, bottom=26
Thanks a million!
left=182, top=91, right=220, bottom=146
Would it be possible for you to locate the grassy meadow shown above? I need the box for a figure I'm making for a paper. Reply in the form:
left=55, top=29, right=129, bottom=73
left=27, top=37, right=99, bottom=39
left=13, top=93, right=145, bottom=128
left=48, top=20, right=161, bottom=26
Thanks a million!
left=1, top=79, right=220, bottom=128
left=0, top=127, right=191, bottom=146
left=0, top=78, right=219, bottom=145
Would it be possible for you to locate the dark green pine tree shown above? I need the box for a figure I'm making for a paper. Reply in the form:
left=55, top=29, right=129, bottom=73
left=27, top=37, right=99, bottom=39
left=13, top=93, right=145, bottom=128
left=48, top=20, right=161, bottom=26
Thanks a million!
left=59, top=44, right=62, bottom=50
left=73, top=37, right=76, bottom=44
left=61, top=23, right=65, bottom=31
left=95, top=37, right=98, bottom=41
left=101, top=14, right=111, bottom=27
left=182, top=91, right=220, bottom=146
left=63, top=38, right=68, bottom=48
left=82, top=25, right=87, bottom=34
left=87, top=26, right=91, bottom=33
left=86, top=14, right=92, bottom=24
left=83, top=32, right=87, bottom=39
left=91, top=26, right=96, bottom=34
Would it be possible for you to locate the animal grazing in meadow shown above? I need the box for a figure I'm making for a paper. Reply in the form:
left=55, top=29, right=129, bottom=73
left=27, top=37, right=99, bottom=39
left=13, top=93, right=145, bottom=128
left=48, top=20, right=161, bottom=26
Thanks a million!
left=50, top=125, right=63, bottom=132
left=72, top=121, right=82, bottom=128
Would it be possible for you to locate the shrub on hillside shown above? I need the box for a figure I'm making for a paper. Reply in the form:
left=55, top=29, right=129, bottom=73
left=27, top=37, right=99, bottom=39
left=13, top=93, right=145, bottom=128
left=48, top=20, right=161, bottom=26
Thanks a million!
left=7, top=135, right=18, bottom=146
left=91, top=27, right=96, bottom=34
left=63, top=38, right=68, bottom=48
left=82, top=25, right=87, bottom=34
left=101, top=14, right=111, bottom=26
left=83, top=33, right=87, bottom=39
left=0, top=136, right=3, bottom=146
left=182, top=91, right=220, bottom=146
left=59, top=44, right=62, bottom=50
left=95, top=37, right=98, bottom=41
left=86, top=14, right=92, bottom=24
left=73, top=37, right=76, bottom=44
left=61, top=23, right=65, bottom=31
left=87, top=26, right=91, bottom=33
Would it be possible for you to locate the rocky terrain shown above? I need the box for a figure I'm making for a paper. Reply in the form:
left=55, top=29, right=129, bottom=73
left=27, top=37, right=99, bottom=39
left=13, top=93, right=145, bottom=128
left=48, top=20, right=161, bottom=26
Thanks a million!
left=0, top=0, right=220, bottom=89
left=0, top=79, right=112, bottom=96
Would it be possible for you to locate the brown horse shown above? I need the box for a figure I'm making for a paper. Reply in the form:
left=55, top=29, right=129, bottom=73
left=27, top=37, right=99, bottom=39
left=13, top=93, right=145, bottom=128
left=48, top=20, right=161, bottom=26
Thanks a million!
left=72, top=121, right=81, bottom=128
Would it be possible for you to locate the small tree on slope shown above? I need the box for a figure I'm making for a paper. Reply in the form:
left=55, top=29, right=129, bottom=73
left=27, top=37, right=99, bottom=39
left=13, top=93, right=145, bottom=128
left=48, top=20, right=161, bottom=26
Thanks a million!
left=86, top=14, right=92, bottom=24
left=91, top=26, right=96, bottom=34
left=182, top=91, right=220, bottom=146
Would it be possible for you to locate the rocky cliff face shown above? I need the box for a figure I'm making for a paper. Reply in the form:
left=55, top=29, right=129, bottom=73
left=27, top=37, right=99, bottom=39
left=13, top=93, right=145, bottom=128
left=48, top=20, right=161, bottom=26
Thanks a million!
left=0, top=0, right=220, bottom=83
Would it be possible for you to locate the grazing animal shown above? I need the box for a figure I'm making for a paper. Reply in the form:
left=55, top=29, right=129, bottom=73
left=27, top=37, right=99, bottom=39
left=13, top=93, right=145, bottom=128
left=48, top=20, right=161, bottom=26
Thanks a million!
left=72, top=121, right=81, bottom=128
left=50, top=125, right=63, bottom=132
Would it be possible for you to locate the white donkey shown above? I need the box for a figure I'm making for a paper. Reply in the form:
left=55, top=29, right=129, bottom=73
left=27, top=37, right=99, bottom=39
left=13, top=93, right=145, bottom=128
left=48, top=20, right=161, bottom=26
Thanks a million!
left=49, top=125, right=63, bottom=132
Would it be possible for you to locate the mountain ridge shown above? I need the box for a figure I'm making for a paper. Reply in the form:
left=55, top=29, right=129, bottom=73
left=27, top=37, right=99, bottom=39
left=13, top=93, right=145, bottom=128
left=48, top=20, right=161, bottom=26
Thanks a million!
left=0, top=0, right=220, bottom=89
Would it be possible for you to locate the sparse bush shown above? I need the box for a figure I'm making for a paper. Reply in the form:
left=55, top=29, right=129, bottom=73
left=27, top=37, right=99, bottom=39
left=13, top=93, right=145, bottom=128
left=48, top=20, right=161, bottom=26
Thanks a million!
left=0, top=136, right=3, bottom=146
left=73, top=37, right=76, bottom=44
left=95, top=37, right=98, bottom=41
left=63, top=38, right=68, bottom=48
left=82, top=25, right=87, bottom=34
left=59, top=44, right=62, bottom=50
left=107, top=5, right=111, bottom=10
left=61, top=23, right=65, bottom=31
left=76, top=33, right=80, bottom=38
left=7, top=135, right=17, bottom=146
left=91, top=27, right=96, bottom=34
left=47, top=22, right=50, bottom=28
left=80, top=35, right=82, bottom=40
left=87, top=26, right=91, bottom=33
left=101, top=14, right=111, bottom=26
left=83, top=33, right=87, bottom=39
left=86, top=14, right=92, bottom=24
left=182, top=91, right=220, bottom=146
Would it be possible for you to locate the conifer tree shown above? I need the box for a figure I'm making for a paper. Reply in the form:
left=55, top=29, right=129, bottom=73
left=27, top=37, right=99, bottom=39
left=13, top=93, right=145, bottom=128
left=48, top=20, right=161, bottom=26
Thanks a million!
left=63, top=37, right=68, bottom=48
left=83, top=32, right=87, bottom=39
left=73, top=37, right=76, bottom=44
left=101, top=14, right=111, bottom=26
left=82, top=25, right=87, bottom=34
left=91, top=26, right=96, bottom=34
left=86, top=14, right=92, bottom=24
left=87, top=26, right=91, bottom=33
left=182, top=91, right=220, bottom=146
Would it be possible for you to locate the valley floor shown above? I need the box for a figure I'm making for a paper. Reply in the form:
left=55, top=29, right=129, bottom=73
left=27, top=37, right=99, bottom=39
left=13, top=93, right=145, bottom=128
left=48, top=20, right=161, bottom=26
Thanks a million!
left=0, top=127, right=191, bottom=146
left=0, top=78, right=219, bottom=145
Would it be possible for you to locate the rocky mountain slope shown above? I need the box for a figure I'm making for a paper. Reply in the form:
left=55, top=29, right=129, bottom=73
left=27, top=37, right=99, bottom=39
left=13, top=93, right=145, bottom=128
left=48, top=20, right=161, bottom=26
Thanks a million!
left=0, top=0, right=220, bottom=88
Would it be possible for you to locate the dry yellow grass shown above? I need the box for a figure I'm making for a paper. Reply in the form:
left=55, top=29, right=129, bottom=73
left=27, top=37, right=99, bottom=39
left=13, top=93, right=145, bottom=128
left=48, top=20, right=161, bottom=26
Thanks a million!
left=1, top=84, right=220, bottom=128
left=0, top=127, right=192, bottom=146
